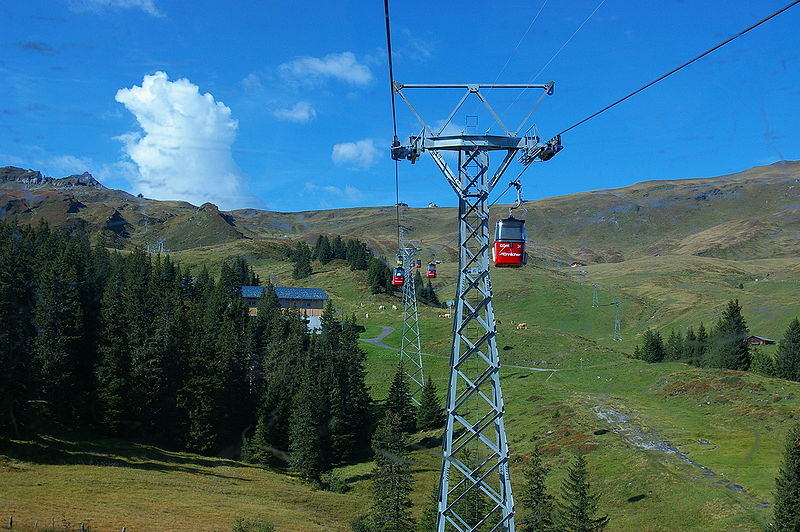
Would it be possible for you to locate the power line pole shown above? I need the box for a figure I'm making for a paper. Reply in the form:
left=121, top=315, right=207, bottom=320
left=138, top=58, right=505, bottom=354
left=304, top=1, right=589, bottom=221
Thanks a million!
left=393, top=81, right=561, bottom=531
left=613, top=300, right=622, bottom=341
left=592, top=282, right=599, bottom=308
left=399, top=240, right=425, bottom=404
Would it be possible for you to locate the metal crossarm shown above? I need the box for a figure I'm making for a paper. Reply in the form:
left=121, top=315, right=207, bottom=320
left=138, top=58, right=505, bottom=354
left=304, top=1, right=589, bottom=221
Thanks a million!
left=392, top=81, right=560, bottom=531
left=399, top=243, right=425, bottom=404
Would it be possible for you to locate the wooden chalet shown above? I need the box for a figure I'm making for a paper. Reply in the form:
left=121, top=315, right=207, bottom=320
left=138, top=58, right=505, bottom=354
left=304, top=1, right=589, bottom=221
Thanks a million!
left=746, top=335, right=776, bottom=346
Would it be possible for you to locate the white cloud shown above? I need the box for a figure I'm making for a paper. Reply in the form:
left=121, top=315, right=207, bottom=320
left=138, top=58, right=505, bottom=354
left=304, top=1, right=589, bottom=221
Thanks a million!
left=274, top=101, right=316, bottom=123
left=115, top=71, right=250, bottom=210
left=304, top=182, right=362, bottom=202
left=331, top=139, right=380, bottom=169
left=279, top=52, right=372, bottom=86
left=70, top=0, right=163, bottom=17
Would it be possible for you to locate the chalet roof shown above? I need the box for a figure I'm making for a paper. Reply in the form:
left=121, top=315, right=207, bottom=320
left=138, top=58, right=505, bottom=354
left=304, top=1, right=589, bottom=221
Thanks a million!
left=241, top=285, right=329, bottom=301
left=747, top=335, right=775, bottom=343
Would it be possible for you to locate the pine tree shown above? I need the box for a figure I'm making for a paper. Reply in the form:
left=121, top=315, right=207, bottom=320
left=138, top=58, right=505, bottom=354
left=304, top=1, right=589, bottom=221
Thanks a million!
left=416, top=376, right=445, bottom=431
left=367, top=257, right=387, bottom=294
left=695, top=322, right=709, bottom=366
left=33, top=248, right=85, bottom=421
left=96, top=268, right=131, bottom=432
left=417, top=482, right=439, bottom=532
left=636, top=330, right=665, bottom=363
left=519, top=446, right=556, bottom=532
left=318, top=235, right=333, bottom=264
left=369, top=411, right=416, bottom=532
left=665, top=329, right=684, bottom=361
left=770, top=423, right=800, bottom=531
left=425, top=279, right=441, bottom=307
left=684, top=327, right=697, bottom=365
left=775, top=318, right=800, bottom=382
left=331, top=235, right=347, bottom=260
left=0, top=221, right=36, bottom=435
left=288, top=354, right=328, bottom=480
left=292, top=241, right=313, bottom=279
left=706, top=299, right=750, bottom=370
left=386, top=363, right=416, bottom=433
left=751, top=347, right=777, bottom=377
left=556, top=454, right=609, bottom=531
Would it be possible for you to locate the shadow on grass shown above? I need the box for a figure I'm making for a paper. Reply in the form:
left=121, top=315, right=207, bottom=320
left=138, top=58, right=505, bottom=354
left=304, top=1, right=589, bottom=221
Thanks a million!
left=2, top=434, right=257, bottom=482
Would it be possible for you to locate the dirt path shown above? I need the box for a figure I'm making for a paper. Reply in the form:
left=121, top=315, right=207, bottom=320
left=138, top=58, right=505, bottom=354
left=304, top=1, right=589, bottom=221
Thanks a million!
left=360, top=326, right=398, bottom=351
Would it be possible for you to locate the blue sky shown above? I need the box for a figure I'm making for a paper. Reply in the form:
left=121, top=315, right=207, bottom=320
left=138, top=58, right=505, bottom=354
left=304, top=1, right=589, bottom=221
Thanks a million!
left=1, top=0, right=798, bottom=211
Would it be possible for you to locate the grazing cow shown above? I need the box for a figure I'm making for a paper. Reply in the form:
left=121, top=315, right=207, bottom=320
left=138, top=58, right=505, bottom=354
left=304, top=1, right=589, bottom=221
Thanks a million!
left=516, top=322, right=527, bottom=330
left=379, top=305, right=386, bottom=310
left=495, top=319, right=502, bottom=325
left=442, top=313, right=451, bottom=319
left=392, top=305, right=398, bottom=310
left=365, top=313, right=369, bottom=319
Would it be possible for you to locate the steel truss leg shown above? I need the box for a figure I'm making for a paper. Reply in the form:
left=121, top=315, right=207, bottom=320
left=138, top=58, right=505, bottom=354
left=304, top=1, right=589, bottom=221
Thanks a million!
left=400, top=247, right=425, bottom=404
left=437, top=149, right=515, bottom=532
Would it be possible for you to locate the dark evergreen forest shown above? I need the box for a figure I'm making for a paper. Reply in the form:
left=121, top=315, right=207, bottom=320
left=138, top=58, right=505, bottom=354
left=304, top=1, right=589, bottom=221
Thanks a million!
left=0, top=220, right=385, bottom=478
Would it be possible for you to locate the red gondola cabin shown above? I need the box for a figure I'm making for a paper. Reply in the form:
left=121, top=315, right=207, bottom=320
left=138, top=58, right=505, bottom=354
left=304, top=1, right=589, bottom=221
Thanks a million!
left=493, top=216, right=527, bottom=268
left=392, top=267, right=405, bottom=286
left=415, top=259, right=422, bottom=268
left=426, top=262, right=437, bottom=278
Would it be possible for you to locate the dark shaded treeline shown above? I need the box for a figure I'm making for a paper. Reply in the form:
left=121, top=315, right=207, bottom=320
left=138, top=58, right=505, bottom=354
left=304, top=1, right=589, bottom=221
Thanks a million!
left=0, top=220, right=376, bottom=473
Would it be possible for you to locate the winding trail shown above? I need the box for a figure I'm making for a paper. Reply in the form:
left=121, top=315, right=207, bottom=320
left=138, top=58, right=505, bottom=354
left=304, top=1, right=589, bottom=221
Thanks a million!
left=360, top=326, right=398, bottom=351
left=360, top=325, right=557, bottom=372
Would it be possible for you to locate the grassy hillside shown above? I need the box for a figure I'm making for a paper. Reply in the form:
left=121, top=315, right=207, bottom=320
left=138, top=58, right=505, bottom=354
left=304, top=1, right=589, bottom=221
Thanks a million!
left=5, top=160, right=800, bottom=530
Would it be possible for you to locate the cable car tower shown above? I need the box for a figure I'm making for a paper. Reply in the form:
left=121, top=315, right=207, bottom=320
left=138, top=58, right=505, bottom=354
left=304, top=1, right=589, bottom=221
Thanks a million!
left=591, top=282, right=599, bottom=308
left=612, top=300, right=622, bottom=341
left=392, top=83, right=562, bottom=531
left=398, top=237, right=425, bottom=404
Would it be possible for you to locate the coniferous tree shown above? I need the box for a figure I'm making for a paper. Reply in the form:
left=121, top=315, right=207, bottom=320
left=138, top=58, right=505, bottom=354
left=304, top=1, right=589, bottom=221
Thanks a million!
left=96, top=268, right=131, bottom=433
left=706, top=299, right=750, bottom=370
left=417, top=482, right=439, bottom=532
left=369, top=411, right=416, bottom=532
left=317, top=235, right=333, bottom=264
left=770, top=423, right=800, bottom=531
left=775, top=318, right=800, bottom=382
left=332, top=235, right=346, bottom=260
left=292, top=241, right=313, bottom=279
left=556, top=454, right=609, bottom=531
left=684, top=327, right=697, bottom=365
left=416, top=376, right=445, bottom=431
left=0, top=222, right=36, bottom=436
left=386, top=363, right=416, bottom=433
left=425, top=279, right=441, bottom=307
left=519, top=446, right=556, bottom=532
left=288, top=349, right=329, bottom=480
left=367, top=257, right=389, bottom=294
left=695, top=322, right=709, bottom=366
left=665, top=329, right=685, bottom=361
left=33, top=247, right=85, bottom=421
left=750, top=348, right=776, bottom=377
left=636, top=330, right=665, bottom=363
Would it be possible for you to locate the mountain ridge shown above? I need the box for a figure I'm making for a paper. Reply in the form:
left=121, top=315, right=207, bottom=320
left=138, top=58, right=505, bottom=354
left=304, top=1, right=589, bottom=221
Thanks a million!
left=1, top=161, right=799, bottom=259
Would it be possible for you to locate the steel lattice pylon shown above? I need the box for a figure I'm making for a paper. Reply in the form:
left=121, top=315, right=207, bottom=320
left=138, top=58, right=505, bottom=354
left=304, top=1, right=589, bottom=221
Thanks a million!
left=399, top=244, right=425, bottom=404
left=392, top=82, right=562, bottom=531
left=592, top=282, right=599, bottom=308
left=613, top=300, right=622, bottom=341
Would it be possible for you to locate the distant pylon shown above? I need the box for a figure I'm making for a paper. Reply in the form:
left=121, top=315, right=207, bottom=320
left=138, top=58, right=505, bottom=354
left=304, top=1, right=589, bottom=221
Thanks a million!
left=399, top=241, right=425, bottom=404
left=612, top=300, right=622, bottom=341
left=592, top=282, right=599, bottom=308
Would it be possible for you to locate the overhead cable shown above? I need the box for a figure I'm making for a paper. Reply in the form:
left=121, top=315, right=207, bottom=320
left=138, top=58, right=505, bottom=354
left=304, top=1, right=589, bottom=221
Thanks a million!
left=383, top=0, right=401, bottom=248
left=557, top=0, right=800, bottom=136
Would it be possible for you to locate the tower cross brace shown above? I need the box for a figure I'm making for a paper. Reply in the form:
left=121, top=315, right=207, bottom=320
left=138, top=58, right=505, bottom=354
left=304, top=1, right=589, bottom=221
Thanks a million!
left=392, top=82, right=561, bottom=532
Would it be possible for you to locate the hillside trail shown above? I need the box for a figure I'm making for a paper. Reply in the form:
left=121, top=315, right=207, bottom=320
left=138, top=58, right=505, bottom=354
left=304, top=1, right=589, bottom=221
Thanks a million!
left=360, top=326, right=557, bottom=372
left=590, top=398, right=770, bottom=509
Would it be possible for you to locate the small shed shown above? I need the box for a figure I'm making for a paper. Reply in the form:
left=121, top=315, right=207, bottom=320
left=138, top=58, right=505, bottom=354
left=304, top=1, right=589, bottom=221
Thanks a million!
left=570, top=261, right=587, bottom=268
left=746, top=335, right=776, bottom=346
